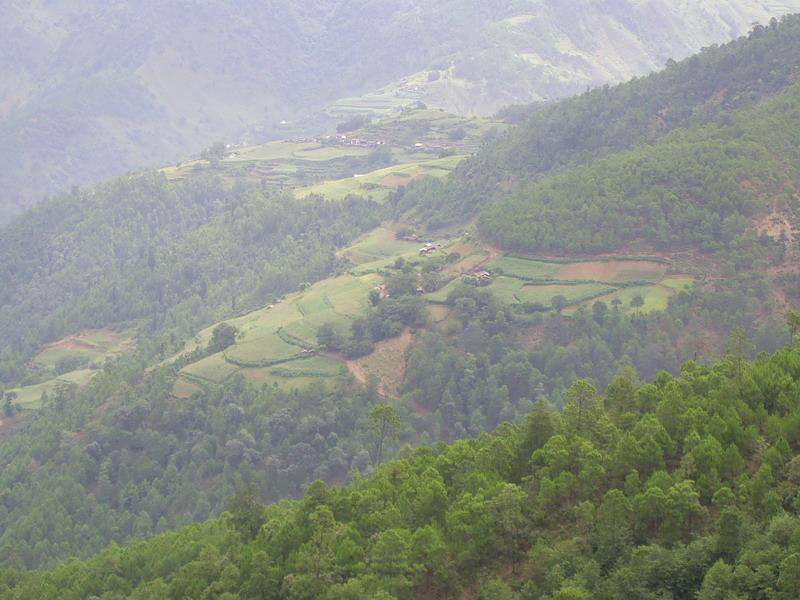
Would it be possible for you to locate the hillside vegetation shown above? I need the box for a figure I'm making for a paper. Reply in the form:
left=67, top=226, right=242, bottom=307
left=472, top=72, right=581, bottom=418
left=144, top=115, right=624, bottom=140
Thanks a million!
left=3, top=0, right=799, bottom=218
left=0, top=108, right=485, bottom=389
left=3, top=344, right=800, bottom=598
left=0, top=175, right=379, bottom=385
left=1, top=12, right=800, bottom=575
left=395, top=14, right=800, bottom=228
left=479, top=80, right=800, bottom=256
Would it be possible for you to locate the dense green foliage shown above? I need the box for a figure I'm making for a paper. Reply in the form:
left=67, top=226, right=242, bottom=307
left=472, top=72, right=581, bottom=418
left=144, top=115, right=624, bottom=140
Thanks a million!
left=4, top=344, right=800, bottom=598
left=0, top=269, right=790, bottom=570
left=0, top=361, right=398, bottom=569
left=2, top=12, right=800, bottom=584
left=479, top=81, right=800, bottom=256
left=0, top=174, right=379, bottom=384
left=395, top=14, right=800, bottom=228
left=401, top=279, right=790, bottom=441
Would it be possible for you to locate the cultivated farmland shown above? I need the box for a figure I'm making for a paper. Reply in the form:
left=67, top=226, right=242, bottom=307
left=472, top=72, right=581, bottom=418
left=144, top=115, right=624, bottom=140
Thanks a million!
left=171, top=273, right=380, bottom=393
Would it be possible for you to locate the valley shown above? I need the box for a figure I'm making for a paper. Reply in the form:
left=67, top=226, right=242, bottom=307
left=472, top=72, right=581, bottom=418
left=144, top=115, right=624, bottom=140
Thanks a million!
left=1, top=14, right=800, bottom=596
left=4, top=0, right=800, bottom=219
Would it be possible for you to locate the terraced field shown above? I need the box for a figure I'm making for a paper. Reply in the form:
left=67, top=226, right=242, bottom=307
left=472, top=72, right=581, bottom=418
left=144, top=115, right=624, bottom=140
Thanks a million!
left=296, top=155, right=463, bottom=202
left=171, top=273, right=380, bottom=393
left=8, top=329, right=136, bottom=410
left=167, top=231, right=697, bottom=399
left=429, top=255, right=693, bottom=314
left=162, top=108, right=501, bottom=197
left=489, top=256, right=668, bottom=284
left=33, top=329, right=134, bottom=370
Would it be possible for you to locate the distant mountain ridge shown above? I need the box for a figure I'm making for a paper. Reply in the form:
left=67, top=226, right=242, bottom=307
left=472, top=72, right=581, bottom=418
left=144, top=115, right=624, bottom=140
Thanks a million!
left=2, top=0, right=800, bottom=219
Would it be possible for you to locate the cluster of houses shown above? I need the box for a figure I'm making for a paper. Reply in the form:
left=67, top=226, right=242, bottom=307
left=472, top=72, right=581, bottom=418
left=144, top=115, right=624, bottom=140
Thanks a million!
left=323, top=134, right=386, bottom=148
left=462, top=270, right=493, bottom=286
left=419, top=242, right=441, bottom=256
left=412, top=142, right=453, bottom=154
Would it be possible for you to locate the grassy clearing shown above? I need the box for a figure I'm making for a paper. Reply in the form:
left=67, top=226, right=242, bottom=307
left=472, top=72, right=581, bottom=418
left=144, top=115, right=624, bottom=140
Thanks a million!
left=8, top=369, right=96, bottom=410
left=339, top=228, right=422, bottom=265
left=34, top=328, right=134, bottom=370
left=489, top=256, right=561, bottom=280
left=517, top=283, right=617, bottom=304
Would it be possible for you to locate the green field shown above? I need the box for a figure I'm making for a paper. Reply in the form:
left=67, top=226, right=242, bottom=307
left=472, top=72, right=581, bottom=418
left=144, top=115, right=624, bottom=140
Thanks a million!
left=489, top=256, right=668, bottom=284
left=429, top=254, right=694, bottom=314
left=8, top=369, right=96, bottom=410
left=339, top=227, right=424, bottom=265
left=591, top=285, right=675, bottom=314
left=517, top=283, right=617, bottom=304
left=554, top=260, right=668, bottom=284
left=489, top=256, right=561, bottom=280
left=172, top=272, right=380, bottom=392
left=297, top=156, right=463, bottom=202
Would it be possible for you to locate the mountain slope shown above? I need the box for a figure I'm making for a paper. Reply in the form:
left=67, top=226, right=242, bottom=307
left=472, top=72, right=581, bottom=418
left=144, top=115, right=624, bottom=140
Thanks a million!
left=396, top=13, right=800, bottom=228
left=3, top=345, right=800, bottom=599
left=1, top=11, right=800, bottom=573
left=3, top=0, right=800, bottom=219
left=479, top=80, right=800, bottom=255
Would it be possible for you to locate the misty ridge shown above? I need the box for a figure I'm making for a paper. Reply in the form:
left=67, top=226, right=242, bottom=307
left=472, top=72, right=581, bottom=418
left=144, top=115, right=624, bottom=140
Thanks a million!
left=2, top=0, right=799, bottom=219
left=1, top=3, right=800, bottom=599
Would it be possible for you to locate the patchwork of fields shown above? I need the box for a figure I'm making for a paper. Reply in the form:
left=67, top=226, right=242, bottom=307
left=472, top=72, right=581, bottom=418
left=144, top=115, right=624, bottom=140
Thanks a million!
left=171, top=272, right=384, bottom=394
left=297, top=155, right=463, bottom=202
left=162, top=108, right=502, bottom=198
left=9, top=329, right=134, bottom=409
left=428, top=254, right=693, bottom=315
left=171, top=228, right=464, bottom=395
left=7, top=226, right=696, bottom=409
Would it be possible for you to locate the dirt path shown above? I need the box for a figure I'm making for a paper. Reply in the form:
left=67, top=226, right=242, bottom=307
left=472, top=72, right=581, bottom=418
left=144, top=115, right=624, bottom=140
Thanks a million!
left=323, top=328, right=414, bottom=399
left=345, top=358, right=369, bottom=385
left=320, top=350, right=371, bottom=387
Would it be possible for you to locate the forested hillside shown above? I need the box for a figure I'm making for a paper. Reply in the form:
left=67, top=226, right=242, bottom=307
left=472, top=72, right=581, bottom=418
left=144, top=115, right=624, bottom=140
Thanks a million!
left=3, top=0, right=799, bottom=218
left=3, top=344, right=800, bottom=599
left=0, top=176, right=380, bottom=385
left=395, top=14, right=800, bottom=228
left=479, top=79, right=800, bottom=256
left=2, top=15, right=800, bottom=572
